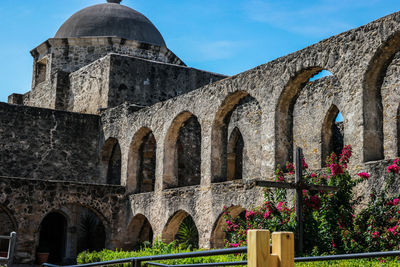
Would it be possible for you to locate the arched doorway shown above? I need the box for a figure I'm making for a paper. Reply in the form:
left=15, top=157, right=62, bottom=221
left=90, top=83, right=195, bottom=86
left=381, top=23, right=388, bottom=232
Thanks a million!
left=162, top=210, right=199, bottom=249
left=124, top=214, right=153, bottom=250
left=210, top=206, right=245, bottom=248
left=77, top=208, right=106, bottom=253
left=38, top=212, right=67, bottom=264
left=227, top=127, right=244, bottom=181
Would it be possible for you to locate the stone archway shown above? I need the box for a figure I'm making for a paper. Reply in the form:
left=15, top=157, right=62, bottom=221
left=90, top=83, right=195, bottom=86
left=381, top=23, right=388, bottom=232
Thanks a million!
left=124, top=214, right=153, bottom=250
left=227, top=127, right=244, bottom=181
left=362, top=32, right=400, bottom=162
left=100, top=138, right=122, bottom=185
left=127, top=127, right=157, bottom=193
left=275, top=67, right=331, bottom=168
left=210, top=206, right=245, bottom=248
left=162, top=210, right=198, bottom=248
left=163, top=112, right=201, bottom=189
left=321, top=105, right=344, bottom=166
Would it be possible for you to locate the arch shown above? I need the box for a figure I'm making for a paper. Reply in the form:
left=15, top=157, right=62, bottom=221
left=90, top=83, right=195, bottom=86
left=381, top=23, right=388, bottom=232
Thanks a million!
left=275, top=67, right=326, bottom=168
left=163, top=112, right=201, bottom=189
left=227, top=127, right=244, bottom=181
left=162, top=210, right=198, bottom=246
left=100, top=138, right=121, bottom=185
left=38, top=211, right=68, bottom=264
left=76, top=207, right=106, bottom=254
left=127, top=127, right=157, bottom=193
left=211, top=91, right=250, bottom=182
left=124, top=214, right=153, bottom=250
left=210, top=206, right=245, bottom=248
left=363, top=32, right=400, bottom=161
left=321, top=105, right=344, bottom=166
left=0, top=205, right=17, bottom=252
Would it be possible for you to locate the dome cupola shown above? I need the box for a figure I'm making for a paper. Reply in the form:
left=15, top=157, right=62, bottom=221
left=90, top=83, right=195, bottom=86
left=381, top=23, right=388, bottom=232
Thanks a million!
left=55, top=0, right=166, bottom=47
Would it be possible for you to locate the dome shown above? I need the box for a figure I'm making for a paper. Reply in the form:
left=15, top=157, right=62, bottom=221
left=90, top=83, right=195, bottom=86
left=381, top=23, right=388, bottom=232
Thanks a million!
left=55, top=0, right=166, bottom=47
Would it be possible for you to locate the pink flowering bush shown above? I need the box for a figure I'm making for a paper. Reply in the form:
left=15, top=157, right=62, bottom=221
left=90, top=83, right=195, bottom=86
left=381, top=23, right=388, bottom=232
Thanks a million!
left=341, top=158, right=400, bottom=253
left=223, top=146, right=399, bottom=255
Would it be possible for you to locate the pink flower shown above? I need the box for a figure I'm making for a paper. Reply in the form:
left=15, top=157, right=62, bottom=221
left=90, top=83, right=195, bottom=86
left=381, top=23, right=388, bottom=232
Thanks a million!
left=277, top=202, right=285, bottom=212
left=388, top=226, right=397, bottom=236
left=394, top=158, right=399, bottom=165
left=286, top=162, right=295, bottom=174
left=387, top=164, right=399, bottom=174
left=372, top=231, right=380, bottom=238
left=357, top=172, right=370, bottom=179
left=310, top=173, right=317, bottom=178
left=330, top=164, right=343, bottom=176
left=264, top=211, right=270, bottom=219
left=302, top=157, right=308, bottom=169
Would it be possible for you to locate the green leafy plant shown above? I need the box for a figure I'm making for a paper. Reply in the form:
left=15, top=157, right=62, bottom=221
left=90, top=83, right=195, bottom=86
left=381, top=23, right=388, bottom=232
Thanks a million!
left=175, top=216, right=199, bottom=249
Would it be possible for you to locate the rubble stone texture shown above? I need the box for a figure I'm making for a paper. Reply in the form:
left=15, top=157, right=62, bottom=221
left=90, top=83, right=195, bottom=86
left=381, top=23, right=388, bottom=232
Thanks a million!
left=1, top=0, right=400, bottom=263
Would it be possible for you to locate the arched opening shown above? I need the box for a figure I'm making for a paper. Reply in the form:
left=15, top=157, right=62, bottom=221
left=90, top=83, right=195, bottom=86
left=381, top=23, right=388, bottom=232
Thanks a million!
left=363, top=32, right=400, bottom=162
left=210, top=206, right=245, bottom=248
left=211, top=91, right=262, bottom=182
left=162, top=210, right=198, bottom=249
left=275, top=67, right=327, bottom=168
left=227, top=128, right=244, bottom=181
left=0, top=206, right=17, bottom=252
left=38, top=212, right=67, bottom=264
left=100, top=138, right=121, bottom=185
left=321, top=105, right=344, bottom=166
left=127, top=128, right=157, bottom=193
left=164, top=112, right=201, bottom=189
left=77, top=207, right=106, bottom=254
left=124, top=214, right=153, bottom=250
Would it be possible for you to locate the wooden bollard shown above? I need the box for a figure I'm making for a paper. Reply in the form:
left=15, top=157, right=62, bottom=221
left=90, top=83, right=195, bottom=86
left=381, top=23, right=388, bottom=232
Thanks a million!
left=247, top=230, right=294, bottom=267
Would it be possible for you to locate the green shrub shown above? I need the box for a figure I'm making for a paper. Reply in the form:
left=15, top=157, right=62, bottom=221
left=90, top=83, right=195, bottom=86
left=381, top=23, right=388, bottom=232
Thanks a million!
left=77, top=240, right=245, bottom=266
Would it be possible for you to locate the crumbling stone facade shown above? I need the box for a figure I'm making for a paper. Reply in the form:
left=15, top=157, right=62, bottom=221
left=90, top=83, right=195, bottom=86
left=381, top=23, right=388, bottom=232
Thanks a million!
left=1, top=0, right=400, bottom=264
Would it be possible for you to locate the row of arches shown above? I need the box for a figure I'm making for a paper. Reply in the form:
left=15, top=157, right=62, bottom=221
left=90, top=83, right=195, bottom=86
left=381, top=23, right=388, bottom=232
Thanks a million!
left=125, top=206, right=246, bottom=250
left=101, top=30, right=400, bottom=185
left=100, top=91, right=351, bottom=188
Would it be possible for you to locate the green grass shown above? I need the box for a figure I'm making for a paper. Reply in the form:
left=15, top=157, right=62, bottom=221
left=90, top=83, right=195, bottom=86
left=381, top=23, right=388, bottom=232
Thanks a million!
left=296, top=258, right=400, bottom=266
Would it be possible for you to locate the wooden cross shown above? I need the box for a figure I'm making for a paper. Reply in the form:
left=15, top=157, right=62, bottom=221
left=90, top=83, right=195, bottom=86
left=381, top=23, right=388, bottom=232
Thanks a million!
left=256, top=147, right=338, bottom=253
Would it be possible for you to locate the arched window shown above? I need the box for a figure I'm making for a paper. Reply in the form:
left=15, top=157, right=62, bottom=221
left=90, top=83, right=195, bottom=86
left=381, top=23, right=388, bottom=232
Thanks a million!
left=164, top=112, right=201, bottom=189
left=100, top=138, right=121, bottom=185
left=321, top=105, right=344, bottom=165
left=227, top=128, right=244, bottom=181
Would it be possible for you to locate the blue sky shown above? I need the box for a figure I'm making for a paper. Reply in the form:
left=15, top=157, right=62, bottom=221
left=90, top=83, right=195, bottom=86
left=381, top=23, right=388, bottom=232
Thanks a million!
left=0, top=0, right=398, bottom=102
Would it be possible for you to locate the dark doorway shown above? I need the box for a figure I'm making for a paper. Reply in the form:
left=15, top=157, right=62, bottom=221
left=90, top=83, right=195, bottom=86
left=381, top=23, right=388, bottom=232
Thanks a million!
left=77, top=208, right=106, bottom=253
left=38, top=212, right=67, bottom=264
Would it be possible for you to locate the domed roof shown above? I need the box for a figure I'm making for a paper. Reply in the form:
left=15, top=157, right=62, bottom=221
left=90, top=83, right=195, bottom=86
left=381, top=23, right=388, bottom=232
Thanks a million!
left=55, top=0, right=166, bottom=47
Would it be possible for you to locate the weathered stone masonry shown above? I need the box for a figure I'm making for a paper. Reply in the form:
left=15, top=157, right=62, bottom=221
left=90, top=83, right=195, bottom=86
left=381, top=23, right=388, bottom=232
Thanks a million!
left=2, top=1, right=400, bottom=264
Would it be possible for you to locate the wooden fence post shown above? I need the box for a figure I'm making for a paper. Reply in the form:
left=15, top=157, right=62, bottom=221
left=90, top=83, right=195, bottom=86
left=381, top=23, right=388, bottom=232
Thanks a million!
left=248, top=230, right=294, bottom=267
left=272, top=232, right=294, bottom=267
left=247, top=230, right=271, bottom=267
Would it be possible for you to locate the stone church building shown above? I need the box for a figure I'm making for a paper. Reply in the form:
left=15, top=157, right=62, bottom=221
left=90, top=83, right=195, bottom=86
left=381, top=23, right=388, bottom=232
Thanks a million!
left=1, top=0, right=400, bottom=264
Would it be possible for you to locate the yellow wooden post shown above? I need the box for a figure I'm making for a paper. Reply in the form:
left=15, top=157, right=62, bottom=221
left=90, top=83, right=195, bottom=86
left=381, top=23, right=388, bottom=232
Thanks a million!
left=272, top=232, right=294, bottom=267
left=247, top=230, right=270, bottom=267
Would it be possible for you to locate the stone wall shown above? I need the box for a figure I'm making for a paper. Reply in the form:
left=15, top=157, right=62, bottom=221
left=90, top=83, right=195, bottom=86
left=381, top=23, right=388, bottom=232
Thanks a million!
left=0, top=103, right=100, bottom=182
left=0, top=177, right=125, bottom=263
